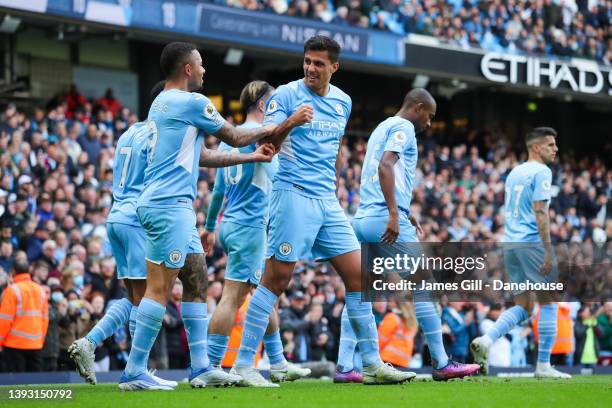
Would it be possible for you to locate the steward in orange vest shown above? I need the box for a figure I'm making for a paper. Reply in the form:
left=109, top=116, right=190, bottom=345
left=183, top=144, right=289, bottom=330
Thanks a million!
left=378, top=304, right=417, bottom=368
left=532, top=303, right=574, bottom=361
left=221, top=294, right=262, bottom=368
left=0, top=256, right=49, bottom=372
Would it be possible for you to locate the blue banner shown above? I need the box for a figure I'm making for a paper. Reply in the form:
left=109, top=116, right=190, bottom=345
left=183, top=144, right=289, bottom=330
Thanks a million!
left=0, top=0, right=404, bottom=65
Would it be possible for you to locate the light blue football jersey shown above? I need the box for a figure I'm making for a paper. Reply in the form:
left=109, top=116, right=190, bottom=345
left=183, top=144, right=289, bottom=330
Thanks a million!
left=503, top=161, right=553, bottom=242
left=107, top=122, right=148, bottom=227
left=138, top=89, right=225, bottom=208
left=213, top=121, right=279, bottom=229
left=354, top=116, right=417, bottom=220
left=263, top=79, right=351, bottom=199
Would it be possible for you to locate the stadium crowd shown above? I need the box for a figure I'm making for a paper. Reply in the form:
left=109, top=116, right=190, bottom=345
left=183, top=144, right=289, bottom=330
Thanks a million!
left=0, top=86, right=610, bottom=373
left=217, top=0, right=612, bottom=65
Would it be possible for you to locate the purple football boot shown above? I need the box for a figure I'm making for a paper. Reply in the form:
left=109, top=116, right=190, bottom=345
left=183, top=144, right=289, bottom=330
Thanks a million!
left=334, top=369, right=363, bottom=384
left=432, top=360, right=480, bottom=381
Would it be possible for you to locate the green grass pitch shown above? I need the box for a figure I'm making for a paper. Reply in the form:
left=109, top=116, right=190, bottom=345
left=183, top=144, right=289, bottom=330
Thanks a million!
left=1, top=376, right=611, bottom=408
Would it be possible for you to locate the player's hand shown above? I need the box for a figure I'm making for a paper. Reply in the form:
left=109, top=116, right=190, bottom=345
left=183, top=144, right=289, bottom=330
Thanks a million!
left=201, top=230, right=215, bottom=256
left=289, top=105, right=313, bottom=127
left=540, top=251, right=553, bottom=276
left=381, top=213, right=400, bottom=244
left=252, top=143, right=275, bottom=162
left=409, top=214, right=424, bottom=239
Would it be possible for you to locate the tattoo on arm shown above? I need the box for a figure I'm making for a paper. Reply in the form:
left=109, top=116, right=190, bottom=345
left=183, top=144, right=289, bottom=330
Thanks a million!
left=533, top=200, right=551, bottom=244
left=178, top=253, right=208, bottom=302
left=199, top=146, right=253, bottom=167
left=214, top=122, right=270, bottom=147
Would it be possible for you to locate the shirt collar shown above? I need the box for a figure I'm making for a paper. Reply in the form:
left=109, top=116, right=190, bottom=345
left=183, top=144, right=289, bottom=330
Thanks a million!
left=13, top=273, right=32, bottom=283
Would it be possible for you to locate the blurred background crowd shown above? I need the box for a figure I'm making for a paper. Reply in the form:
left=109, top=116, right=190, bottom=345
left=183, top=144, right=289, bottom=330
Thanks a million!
left=214, top=0, right=612, bottom=65
left=0, top=85, right=610, bottom=374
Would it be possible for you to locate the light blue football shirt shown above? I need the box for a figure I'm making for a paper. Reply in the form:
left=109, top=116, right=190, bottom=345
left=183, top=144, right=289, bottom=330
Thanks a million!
left=263, top=79, right=351, bottom=199
left=138, top=89, right=225, bottom=208
left=503, top=161, right=553, bottom=242
left=107, top=122, right=148, bottom=227
left=354, top=116, right=417, bottom=221
left=212, top=121, right=279, bottom=229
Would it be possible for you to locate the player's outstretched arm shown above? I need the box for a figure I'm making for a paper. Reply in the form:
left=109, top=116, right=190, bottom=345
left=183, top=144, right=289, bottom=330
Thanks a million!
left=199, top=143, right=275, bottom=167
left=212, top=122, right=273, bottom=148
left=533, top=200, right=553, bottom=275
left=379, top=151, right=400, bottom=244
left=261, top=105, right=313, bottom=150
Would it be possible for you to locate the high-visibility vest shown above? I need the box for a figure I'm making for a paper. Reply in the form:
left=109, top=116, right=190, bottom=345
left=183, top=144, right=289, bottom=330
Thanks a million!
left=532, top=303, right=574, bottom=355
left=0, top=273, right=49, bottom=350
left=378, top=312, right=414, bottom=368
left=221, top=294, right=262, bottom=368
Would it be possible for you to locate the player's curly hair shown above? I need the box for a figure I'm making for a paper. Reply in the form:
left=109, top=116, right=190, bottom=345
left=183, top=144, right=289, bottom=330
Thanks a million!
left=160, top=42, right=197, bottom=79
left=304, top=35, right=341, bottom=63
left=240, top=81, right=274, bottom=114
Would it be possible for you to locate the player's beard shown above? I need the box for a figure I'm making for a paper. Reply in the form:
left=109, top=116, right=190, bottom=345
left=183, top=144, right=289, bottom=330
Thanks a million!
left=188, top=77, right=203, bottom=92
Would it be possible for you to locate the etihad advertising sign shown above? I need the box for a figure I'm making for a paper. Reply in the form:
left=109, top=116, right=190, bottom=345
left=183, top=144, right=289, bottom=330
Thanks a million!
left=481, top=52, right=612, bottom=96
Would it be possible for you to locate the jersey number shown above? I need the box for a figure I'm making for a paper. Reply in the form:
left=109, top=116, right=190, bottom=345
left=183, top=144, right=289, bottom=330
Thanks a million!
left=223, top=148, right=243, bottom=185
left=147, top=121, right=158, bottom=165
left=118, top=147, right=132, bottom=189
left=505, top=184, right=525, bottom=218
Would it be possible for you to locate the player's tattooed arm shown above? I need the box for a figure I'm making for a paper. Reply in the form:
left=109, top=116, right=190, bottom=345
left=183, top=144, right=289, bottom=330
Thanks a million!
left=199, top=144, right=275, bottom=167
left=213, top=122, right=272, bottom=147
left=178, top=253, right=208, bottom=302
left=262, top=105, right=313, bottom=149
left=379, top=151, right=400, bottom=244
left=534, top=200, right=553, bottom=274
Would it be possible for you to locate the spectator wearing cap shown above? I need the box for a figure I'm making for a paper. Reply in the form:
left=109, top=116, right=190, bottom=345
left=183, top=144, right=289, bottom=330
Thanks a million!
left=17, top=175, right=36, bottom=214
left=25, top=223, right=50, bottom=263
left=0, top=250, right=49, bottom=372
left=280, top=291, right=311, bottom=363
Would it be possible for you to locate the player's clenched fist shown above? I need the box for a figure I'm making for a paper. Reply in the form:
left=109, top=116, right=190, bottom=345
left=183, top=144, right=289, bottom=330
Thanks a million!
left=253, top=143, right=275, bottom=162
left=289, top=104, right=314, bottom=126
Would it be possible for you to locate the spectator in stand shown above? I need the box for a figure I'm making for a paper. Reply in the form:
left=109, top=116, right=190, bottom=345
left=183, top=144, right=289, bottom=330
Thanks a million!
left=65, top=85, right=87, bottom=120
left=479, top=304, right=512, bottom=368
left=441, top=302, right=477, bottom=363
left=280, top=291, right=311, bottom=363
left=596, top=302, right=612, bottom=365
left=165, top=280, right=188, bottom=369
left=96, top=89, right=123, bottom=118
left=221, top=0, right=612, bottom=63
left=574, top=304, right=599, bottom=367
left=41, top=285, right=70, bottom=371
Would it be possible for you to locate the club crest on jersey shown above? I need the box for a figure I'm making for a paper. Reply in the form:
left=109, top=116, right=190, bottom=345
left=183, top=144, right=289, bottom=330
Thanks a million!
left=204, top=103, right=216, bottom=118
left=267, top=100, right=278, bottom=113
left=335, top=104, right=344, bottom=116
left=279, top=242, right=292, bottom=256
left=169, top=250, right=182, bottom=264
